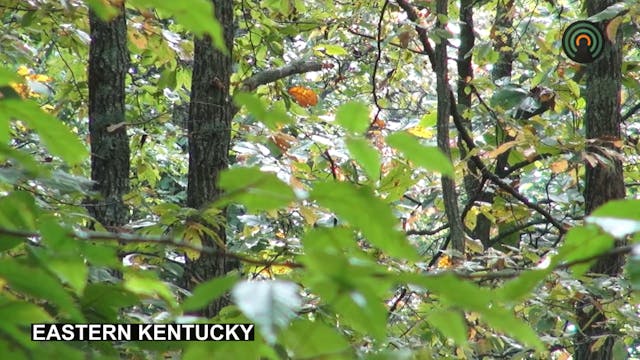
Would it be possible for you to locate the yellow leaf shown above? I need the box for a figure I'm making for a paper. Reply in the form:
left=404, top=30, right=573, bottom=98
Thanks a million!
left=29, top=74, right=52, bottom=82
left=17, top=65, right=30, bottom=76
left=437, top=255, right=453, bottom=269
left=550, top=159, right=568, bottom=173
left=465, top=238, right=484, bottom=254
left=484, top=140, right=519, bottom=159
left=606, top=17, right=623, bottom=44
left=406, top=125, right=434, bottom=139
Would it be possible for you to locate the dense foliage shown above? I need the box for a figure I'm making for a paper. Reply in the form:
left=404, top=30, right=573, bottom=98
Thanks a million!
left=1, top=0, right=640, bottom=358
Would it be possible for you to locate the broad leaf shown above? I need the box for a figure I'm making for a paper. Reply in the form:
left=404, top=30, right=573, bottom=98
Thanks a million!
left=346, top=137, right=381, bottom=181
left=217, top=167, right=296, bottom=212
left=386, top=132, right=454, bottom=177
left=129, top=0, right=227, bottom=53
left=0, top=259, right=84, bottom=321
left=280, top=320, right=351, bottom=358
left=336, top=101, right=370, bottom=134
left=231, top=280, right=301, bottom=344
left=183, top=274, right=239, bottom=312
left=0, top=100, right=87, bottom=165
left=426, top=309, right=468, bottom=346
left=311, top=181, right=419, bottom=260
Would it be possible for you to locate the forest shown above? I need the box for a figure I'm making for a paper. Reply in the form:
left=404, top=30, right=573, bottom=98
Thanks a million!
left=1, top=0, right=640, bottom=358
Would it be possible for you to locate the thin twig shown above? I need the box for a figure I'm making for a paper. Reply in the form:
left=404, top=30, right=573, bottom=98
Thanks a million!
left=0, top=227, right=303, bottom=269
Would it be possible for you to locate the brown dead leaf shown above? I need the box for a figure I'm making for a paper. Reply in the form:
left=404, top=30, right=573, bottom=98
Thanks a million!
left=271, top=132, right=296, bottom=152
left=582, top=153, right=599, bottom=167
left=106, top=122, right=127, bottom=133
left=398, top=31, right=412, bottom=48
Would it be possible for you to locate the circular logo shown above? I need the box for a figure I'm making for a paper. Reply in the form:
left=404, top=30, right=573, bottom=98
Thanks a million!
left=562, top=21, right=604, bottom=64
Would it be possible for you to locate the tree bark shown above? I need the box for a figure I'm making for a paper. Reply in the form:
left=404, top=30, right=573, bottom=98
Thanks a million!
left=487, top=0, right=516, bottom=248
left=87, top=6, right=130, bottom=229
left=457, top=0, right=490, bottom=245
left=574, top=1, right=625, bottom=358
left=492, top=0, right=514, bottom=180
left=436, top=0, right=465, bottom=254
left=181, top=0, right=238, bottom=318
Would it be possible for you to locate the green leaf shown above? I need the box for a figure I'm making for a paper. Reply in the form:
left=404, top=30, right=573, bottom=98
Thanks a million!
left=496, top=269, right=551, bottom=302
left=280, top=320, right=351, bottom=358
left=80, top=284, right=138, bottom=322
left=426, top=309, right=468, bottom=346
left=490, top=86, right=528, bottom=110
left=333, top=290, right=387, bottom=342
left=586, top=216, right=640, bottom=238
left=0, top=299, right=53, bottom=324
left=183, top=274, right=239, bottom=312
left=47, top=258, right=88, bottom=296
left=0, top=68, right=21, bottom=85
left=129, top=0, right=227, bottom=54
left=587, top=2, right=629, bottom=22
left=626, top=252, right=640, bottom=291
left=591, top=199, right=640, bottom=219
left=0, top=191, right=39, bottom=251
left=335, top=101, right=370, bottom=134
left=233, top=92, right=293, bottom=130
left=402, top=273, right=492, bottom=312
left=346, top=137, right=381, bottom=181
left=587, top=200, right=640, bottom=238
left=231, top=280, right=301, bottom=344
left=378, top=159, right=417, bottom=201
left=482, top=307, right=545, bottom=352
left=85, top=0, right=120, bottom=20
left=557, top=225, right=614, bottom=276
left=315, top=44, right=348, bottom=56
left=386, top=132, right=454, bottom=177
left=310, top=182, right=419, bottom=260
left=0, top=191, right=39, bottom=231
left=184, top=342, right=263, bottom=360
left=217, top=167, right=296, bottom=212
left=0, top=259, right=84, bottom=321
left=0, top=100, right=87, bottom=165
left=124, top=271, right=178, bottom=309
left=566, top=79, right=581, bottom=97
left=419, top=112, right=437, bottom=127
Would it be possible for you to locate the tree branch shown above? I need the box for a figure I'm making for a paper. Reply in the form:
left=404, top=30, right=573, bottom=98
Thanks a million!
left=485, top=218, right=549, bottom=248
left=0, top=227, right=303, bottom=269
left=239, top=60, right=325, bottom=91
left=406, top=224, right=449, bottom=236
left=622, top=102, right=640, bottom=122
left=397, top=0, right=567, bottom=236
left=396, top=0, right=436, bottom=68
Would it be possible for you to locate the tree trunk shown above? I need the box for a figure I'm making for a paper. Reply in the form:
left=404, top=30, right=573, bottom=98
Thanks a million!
left=87, top=6, right=130, bottom=229
left=491, top=0, right=514, bottom=82
left=436, top=0, right=465, bottom=255
left=574, top=1, right=625, bottom=358
left=181, top=0, right=237, bottom=318
left=491, top=0, right=514, bottom=181
left=457, top=0, right=490, bottom=245
left=488, top=0, right=517, bottom=248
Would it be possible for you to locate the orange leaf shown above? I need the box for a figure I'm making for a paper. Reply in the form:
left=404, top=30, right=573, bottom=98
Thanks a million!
left=437, top=255, right=453, bottom=269
left=288, top=86, right=318, bottom=107
left=550, top=159, right=569, bottom=173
